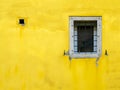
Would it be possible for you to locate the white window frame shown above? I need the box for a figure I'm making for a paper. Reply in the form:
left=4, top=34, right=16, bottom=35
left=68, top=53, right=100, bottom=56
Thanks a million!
left=69, top=16, right=102, bottom=58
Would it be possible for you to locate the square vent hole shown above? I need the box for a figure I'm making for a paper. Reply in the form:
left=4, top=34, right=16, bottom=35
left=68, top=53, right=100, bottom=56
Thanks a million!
left=19, top=19, right=25, bottom=25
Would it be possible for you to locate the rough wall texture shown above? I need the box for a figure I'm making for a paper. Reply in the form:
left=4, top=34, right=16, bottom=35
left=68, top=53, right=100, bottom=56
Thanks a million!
left=0, top=0, right=120, bottom=90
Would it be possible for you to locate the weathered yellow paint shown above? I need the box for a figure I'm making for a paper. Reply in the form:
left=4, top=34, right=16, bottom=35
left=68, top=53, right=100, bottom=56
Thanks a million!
left=0, top=0, right=120, bottom=90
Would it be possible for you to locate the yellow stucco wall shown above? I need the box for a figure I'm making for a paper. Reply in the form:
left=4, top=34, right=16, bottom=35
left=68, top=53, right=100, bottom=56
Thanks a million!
left=0, top=0, right=120, bottom=90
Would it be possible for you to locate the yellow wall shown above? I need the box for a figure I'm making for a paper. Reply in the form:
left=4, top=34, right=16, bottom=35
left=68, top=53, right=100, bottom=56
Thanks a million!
left=0, top=0, right=120, bottom=90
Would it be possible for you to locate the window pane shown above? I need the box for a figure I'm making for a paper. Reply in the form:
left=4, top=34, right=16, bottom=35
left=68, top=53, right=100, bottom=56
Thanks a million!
left=74, top=21, right=97, bottom=52
left=77, top=26, right=94, bottom=52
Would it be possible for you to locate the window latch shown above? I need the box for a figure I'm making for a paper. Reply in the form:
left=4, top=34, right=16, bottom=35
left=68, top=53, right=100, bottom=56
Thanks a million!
left=64, top=50, right=69, bottom=56
left=105, top=49, right=108, bottom=56
left=64, top=50, right=72, bottom=60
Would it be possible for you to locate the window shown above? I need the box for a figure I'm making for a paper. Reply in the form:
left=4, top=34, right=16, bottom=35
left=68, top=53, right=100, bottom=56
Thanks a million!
left=69, top=16, right=102, bottom=58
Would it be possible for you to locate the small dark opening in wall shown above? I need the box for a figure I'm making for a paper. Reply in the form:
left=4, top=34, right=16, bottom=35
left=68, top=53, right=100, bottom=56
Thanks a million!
left=19, top=19, right=24, bottom=25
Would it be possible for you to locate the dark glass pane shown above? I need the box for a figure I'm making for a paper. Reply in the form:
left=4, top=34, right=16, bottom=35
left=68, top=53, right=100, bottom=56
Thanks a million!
left=77, top=25, right=94, bottom=52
